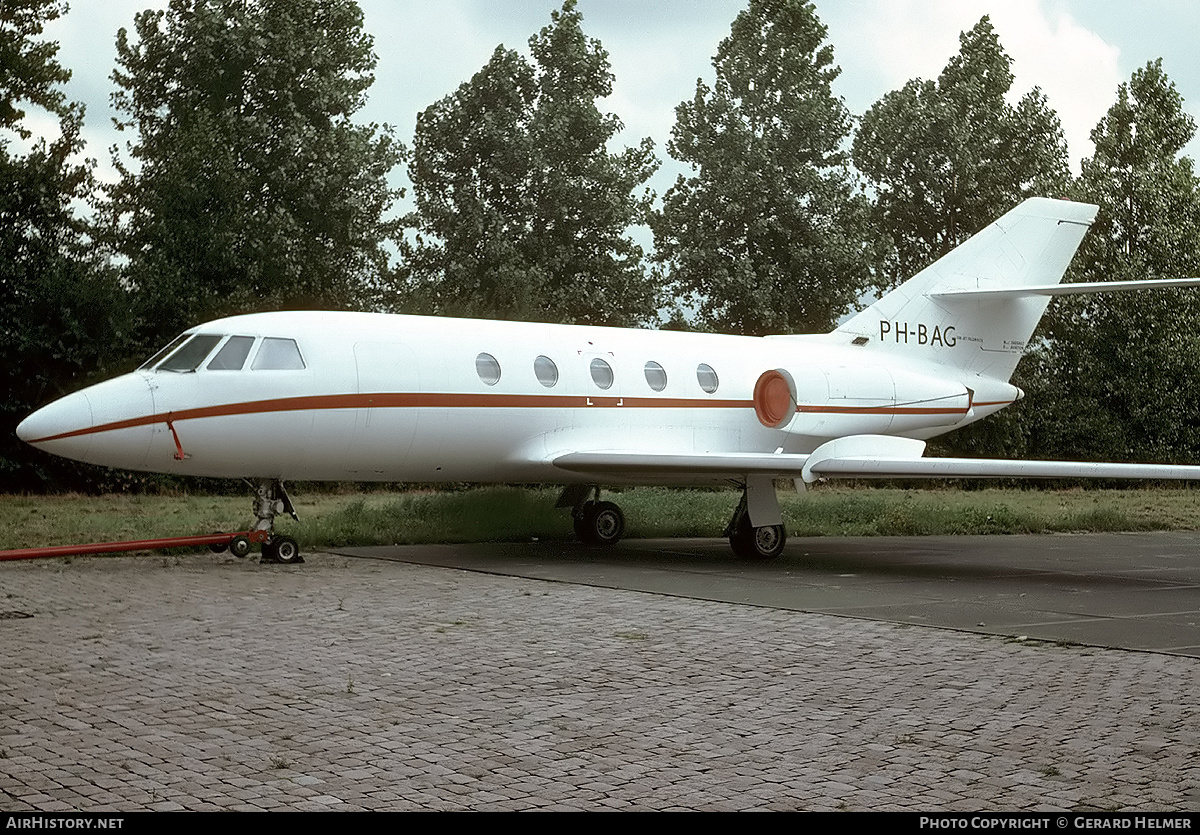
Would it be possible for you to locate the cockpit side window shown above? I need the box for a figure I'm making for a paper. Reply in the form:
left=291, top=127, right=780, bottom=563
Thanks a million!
left=251, top=337, right=306, bottom=370
left=206, top=336, right=256, bottom=371
left=158, top=334, right=224, bottom=372
left=140, top=333, right=190, bottom=370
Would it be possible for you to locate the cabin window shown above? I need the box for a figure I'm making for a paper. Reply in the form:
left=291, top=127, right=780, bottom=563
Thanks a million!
left=252, top=337, right=306, bottom=370
left=590, top=358, right=614, bottom=390
left=644, top=361, right=667, bottom=392
left=476, top=352, right=501, bottom=386
left=141, top=333, right=190, bottom=370
left=207, top=336, right=256, bottom=371
left=158, top=334, right=224, bottom=372
left=534, top=355, right=558, bottom=387
left=696, top=363, right=719, bottom=393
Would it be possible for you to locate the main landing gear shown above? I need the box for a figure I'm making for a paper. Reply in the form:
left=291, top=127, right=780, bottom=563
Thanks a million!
left=559, top=485, right=626, bottom=546
left=215, top=479, right=303, bottom=564
left=556, top=480, right=788, bottom=560
left=724, top=477, right=788, bottom=560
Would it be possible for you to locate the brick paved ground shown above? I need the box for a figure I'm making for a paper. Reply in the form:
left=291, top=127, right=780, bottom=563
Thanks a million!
left=1, top=552, right=1197, bottom=811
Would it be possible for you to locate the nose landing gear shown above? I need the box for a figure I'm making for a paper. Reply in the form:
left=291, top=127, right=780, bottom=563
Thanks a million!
left=239, top=479, right=303, bottom=564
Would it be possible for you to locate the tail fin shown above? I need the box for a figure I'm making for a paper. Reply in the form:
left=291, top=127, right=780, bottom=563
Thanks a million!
left=835, top=197, right=1098, bottom=382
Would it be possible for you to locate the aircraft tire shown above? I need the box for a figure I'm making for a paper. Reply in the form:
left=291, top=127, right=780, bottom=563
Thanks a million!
left=580, top=501, right=624, bottom=546
left=271, top=535, right=302, bottom=565
left=228, top=535, right=252, bottom=559
left=730, top=521, right=787, bottom=560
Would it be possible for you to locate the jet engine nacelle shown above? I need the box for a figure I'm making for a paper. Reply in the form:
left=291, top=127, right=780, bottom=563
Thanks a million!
left=753, top=366, right=972, bottom=437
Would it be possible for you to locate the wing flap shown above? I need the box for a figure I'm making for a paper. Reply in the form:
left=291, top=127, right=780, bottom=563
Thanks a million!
left=553, top=436, right=1200, bottom=484
left=552, top=451, right=810, bottom=478
left=809, top=456, right=1200, bottom=481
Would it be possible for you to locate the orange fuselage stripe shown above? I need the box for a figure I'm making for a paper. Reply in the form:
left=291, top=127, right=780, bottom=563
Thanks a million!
left=29, top=391, right=998, bottom=444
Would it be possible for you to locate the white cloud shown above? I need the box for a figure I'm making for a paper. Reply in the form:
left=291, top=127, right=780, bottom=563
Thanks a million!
left=988, top=1, right=1121, bottom=168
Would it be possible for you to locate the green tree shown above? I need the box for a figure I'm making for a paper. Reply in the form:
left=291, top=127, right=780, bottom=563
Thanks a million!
left=106, top=0, right=403, bottom=348
left=651, top=0, right=873, bottom=336
left=400, top=0, right=659, bottom=326
left=853, top=16, right=1070, bottom=289
left=1021, top=60, right=1200, bottom=463
left=1, top=0, right=134, bottom=489
left=0, top=0, right=71, bottom=133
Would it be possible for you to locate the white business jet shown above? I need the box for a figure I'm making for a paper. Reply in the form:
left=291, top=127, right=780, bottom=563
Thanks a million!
left=17, top=198, right=1200, bottom=563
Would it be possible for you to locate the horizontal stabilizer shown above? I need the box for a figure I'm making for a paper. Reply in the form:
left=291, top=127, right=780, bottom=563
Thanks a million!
left=931, top=277, right=1200, bottom=301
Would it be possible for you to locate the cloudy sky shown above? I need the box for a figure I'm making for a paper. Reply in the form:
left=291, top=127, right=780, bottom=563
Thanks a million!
left=27, top=0, right=1200, bottom=203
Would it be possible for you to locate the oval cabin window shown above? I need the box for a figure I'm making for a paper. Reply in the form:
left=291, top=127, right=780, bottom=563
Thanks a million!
left=476, top=352, right=501, bottom=386
left=696, top=363, right=719, bottom=393
left=644, top=361, right=667, bottom=392
left=534, top=355, right=558, bottom=387
left=590, top=358, right=614, bottom=390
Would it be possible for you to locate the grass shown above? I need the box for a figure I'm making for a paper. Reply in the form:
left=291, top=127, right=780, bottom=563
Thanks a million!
left=1, top=484, right=1199, bottom=552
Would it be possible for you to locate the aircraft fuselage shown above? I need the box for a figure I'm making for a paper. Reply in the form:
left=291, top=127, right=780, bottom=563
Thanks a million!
left=16, top=311, right=1016, bottom=484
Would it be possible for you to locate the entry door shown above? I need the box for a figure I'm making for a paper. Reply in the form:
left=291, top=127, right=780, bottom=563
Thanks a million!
left=350, top=342, right=420, bottom=476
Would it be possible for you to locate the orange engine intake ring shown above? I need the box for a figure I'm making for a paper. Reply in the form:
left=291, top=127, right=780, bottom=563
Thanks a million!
left=753, top=369, right=796, bottom=429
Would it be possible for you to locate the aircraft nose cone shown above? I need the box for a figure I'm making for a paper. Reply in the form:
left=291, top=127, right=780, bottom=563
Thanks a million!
left=15, top=414, right=34, bottom=444
left=16, top=390, right=95, bottom=461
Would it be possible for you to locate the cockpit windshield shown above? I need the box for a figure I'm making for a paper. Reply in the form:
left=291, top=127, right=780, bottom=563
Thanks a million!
left=251, top=337, right=305, bottom=370
left=207, top=335, right=255, bottom=370
left=141, top=333, right=305, bottom=372
left=139, top=333, right=190, bottom=370
left=158, top=334, right=224, bottom=372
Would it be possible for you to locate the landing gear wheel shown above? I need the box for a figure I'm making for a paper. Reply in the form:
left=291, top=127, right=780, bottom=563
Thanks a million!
left=245, top=478, right=301, bottom=565
left=576, top=501, right=625, bottom=546
left=271, top=535, right=302, bottom=565
left=228, top=535, right=252, bottom=559
left=729, top=514, right=786, bottom=561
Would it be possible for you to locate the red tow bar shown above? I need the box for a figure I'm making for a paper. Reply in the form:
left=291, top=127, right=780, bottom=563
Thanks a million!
left=0, top=531, right=256, bottom=562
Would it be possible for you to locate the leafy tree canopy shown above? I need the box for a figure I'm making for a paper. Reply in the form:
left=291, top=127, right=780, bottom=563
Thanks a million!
left=0, top=0, right=74, bottom=135
left=1, top=0, right=135, bottom=489
left=854, top=16, right=1070, bottom=289
left=106, top=0, right=404, bottom=347
left=400, top=0, right=659, bottom=327
left=652, top=0, right=874, bottom=336
left=1021, top=60, right=1200, bottom=463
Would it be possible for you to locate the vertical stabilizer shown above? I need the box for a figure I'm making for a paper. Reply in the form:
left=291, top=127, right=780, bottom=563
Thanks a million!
left=835, top=198, right=1097, bottom=381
